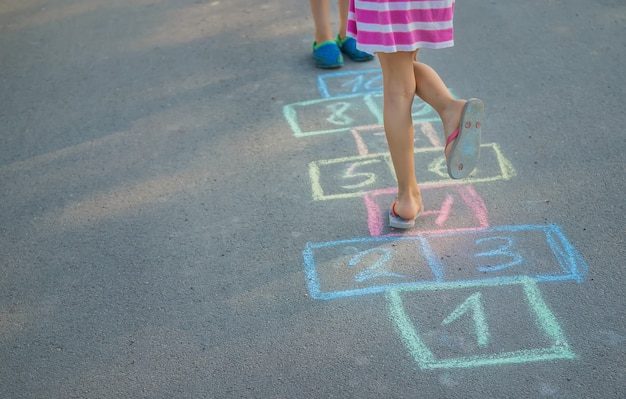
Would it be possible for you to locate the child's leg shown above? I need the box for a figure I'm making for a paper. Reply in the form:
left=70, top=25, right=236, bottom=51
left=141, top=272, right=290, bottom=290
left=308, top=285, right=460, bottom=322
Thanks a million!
left=412, top=53, right=467, bottom=159
left=309, top=0, right=334, bottom=44
left=337, top=0, right=349, bottom=40
left=378, top=51, right=423, bottom=220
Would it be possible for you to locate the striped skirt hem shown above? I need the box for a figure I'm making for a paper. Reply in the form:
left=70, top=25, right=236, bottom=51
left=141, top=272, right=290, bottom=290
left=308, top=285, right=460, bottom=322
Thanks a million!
left=347, top=0, right=456, bottom=53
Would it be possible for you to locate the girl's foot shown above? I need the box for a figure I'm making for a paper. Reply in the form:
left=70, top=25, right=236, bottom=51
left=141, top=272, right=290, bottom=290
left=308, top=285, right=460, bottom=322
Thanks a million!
left=389, top=193, right=423, bottom=229
left=441, top=99, right=467, bottom=159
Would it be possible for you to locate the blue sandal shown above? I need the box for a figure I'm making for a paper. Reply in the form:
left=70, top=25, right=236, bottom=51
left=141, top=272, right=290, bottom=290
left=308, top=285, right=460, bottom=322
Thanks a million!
left=312, top=41, right=343, bottom=69
left=336, top=35, right=374, bottom=62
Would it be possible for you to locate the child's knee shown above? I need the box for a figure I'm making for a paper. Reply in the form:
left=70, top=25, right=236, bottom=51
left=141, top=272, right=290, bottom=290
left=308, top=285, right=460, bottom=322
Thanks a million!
left=384, top=83, right=415, bottom=102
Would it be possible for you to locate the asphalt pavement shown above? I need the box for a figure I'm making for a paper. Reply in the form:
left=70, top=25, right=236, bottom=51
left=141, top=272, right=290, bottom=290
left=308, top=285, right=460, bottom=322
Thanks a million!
left=1, top=0, right=625, bottom=398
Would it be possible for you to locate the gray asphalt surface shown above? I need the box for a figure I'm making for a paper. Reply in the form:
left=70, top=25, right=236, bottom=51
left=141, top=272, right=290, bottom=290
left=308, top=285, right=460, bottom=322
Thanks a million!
left=1, top=0, right=625, bottom=398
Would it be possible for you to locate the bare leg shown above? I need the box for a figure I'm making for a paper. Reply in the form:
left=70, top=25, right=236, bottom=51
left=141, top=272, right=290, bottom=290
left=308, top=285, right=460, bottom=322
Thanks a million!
left=337, top=0, right=349, bottom=40
left=412, top=53, right=466, bottom=158
left=309, top=0, right=334, bottom=44
left=378, top=51, right=423, bottom=220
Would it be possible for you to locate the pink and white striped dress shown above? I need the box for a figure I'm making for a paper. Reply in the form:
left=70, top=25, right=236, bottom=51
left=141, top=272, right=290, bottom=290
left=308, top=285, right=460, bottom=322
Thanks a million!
left=347, top=0, right=456, bottom=54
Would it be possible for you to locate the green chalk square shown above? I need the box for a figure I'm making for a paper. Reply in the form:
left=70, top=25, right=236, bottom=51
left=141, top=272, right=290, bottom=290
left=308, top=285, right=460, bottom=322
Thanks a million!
left=386, top=277, right=575, bottom=370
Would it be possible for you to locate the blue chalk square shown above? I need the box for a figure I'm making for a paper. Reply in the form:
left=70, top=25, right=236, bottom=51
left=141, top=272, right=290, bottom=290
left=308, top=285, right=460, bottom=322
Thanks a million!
left=423, top=224, right=588, bottom=284
left=303, top=236, right=438, bottom=300
left=317, top=68, right=382, bottom=98
left=386, top=277, right=575, bottom=370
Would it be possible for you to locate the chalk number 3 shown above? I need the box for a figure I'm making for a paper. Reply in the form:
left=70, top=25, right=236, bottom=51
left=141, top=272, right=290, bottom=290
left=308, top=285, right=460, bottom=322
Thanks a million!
left=474, top=236, right=523, bottom=272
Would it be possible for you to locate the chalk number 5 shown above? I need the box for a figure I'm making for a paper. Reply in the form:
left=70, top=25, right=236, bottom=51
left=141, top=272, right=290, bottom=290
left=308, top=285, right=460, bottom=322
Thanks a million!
left=341, top=160, right=380, bottom=189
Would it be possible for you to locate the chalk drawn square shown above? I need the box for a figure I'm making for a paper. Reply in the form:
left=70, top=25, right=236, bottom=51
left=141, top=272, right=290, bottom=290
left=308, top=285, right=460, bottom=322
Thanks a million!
left=317, top=68, right=383, bottom=98
left=309, top=153, right=396, bottom=201
left=303, top=236, right=437, bottom=300
left=283, top=94, right=380, bottom=137
left=417, top=143, right=517, bottom=186
left=423, top=224, right=588, bottom=284
left=386, top=277, right=575, bottom=370
left=363, top=185, right=490, bottom=237
left=351, top=121, right=444, bottom=156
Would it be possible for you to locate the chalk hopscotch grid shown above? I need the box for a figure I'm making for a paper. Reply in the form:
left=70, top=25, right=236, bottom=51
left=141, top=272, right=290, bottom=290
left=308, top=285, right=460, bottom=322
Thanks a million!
left=287, top=68, right=589, bottom=370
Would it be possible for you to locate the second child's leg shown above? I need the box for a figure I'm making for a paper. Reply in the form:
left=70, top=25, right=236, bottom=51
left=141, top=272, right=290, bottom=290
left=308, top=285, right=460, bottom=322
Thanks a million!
left=309, top=0, right=343, bottom=68
left=338, top=0, right=349, bottom=40
left=336, top=0, right=374, bottom=62
left=309, top=0, right=334, bottom=44
left=378, top=51, right=423, bottom=221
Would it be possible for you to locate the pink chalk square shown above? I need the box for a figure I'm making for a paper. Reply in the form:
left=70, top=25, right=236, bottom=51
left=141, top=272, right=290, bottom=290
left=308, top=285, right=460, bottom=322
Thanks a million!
left=363, top=185, right=490, bottom=237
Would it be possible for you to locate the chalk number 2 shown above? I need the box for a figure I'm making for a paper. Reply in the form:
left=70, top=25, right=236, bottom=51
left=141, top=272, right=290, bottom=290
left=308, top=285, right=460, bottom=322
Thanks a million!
left=348, top=248, right=405, bottom=283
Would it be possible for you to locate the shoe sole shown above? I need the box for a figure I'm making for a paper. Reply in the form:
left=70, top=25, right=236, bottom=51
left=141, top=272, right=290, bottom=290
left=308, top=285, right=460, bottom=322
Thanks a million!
left=447, top=98, right=484, bottom=179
